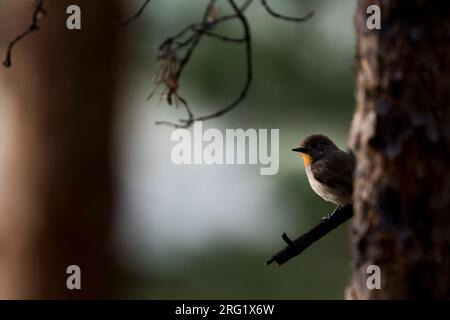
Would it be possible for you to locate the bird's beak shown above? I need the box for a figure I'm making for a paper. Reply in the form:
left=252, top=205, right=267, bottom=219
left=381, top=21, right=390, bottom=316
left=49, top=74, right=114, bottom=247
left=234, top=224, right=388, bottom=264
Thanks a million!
left=292, top=146, right=309, bottom=154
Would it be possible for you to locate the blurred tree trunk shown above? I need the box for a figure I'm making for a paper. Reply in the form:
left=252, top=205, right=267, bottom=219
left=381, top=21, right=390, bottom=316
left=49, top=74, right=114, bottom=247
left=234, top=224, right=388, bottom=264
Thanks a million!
left=347, top=0, right=450, bottom=299
left=0, top=0, right=121, bottom=298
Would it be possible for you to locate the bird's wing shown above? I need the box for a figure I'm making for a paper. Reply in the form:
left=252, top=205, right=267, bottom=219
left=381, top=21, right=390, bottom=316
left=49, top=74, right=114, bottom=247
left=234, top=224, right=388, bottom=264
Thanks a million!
left=311, top=150, right=355, bottom=193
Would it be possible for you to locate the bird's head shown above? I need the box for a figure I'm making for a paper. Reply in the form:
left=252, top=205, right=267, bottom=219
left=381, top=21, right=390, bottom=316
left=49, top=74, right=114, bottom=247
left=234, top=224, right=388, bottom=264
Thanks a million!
left=292, top=134, right=338, bottom=166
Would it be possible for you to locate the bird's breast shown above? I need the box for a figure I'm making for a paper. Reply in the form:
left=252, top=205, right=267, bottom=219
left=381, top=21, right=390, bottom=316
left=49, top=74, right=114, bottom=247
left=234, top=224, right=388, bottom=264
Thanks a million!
left=305, top=165, right=347, bottom=204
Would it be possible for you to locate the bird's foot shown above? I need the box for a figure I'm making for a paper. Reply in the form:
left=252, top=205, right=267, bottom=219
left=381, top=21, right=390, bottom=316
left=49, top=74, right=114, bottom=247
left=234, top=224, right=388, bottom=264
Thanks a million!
left=322, top=205, right=343, bottom=221
left=329, top=205, right=343, bottom=218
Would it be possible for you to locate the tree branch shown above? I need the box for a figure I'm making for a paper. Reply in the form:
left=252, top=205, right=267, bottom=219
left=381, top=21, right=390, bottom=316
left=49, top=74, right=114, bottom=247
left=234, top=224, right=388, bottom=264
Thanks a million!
left=180, top=0, right=252, bottom=124
left=155, top=93, right=194, bottom=128
left=266, top=204, right=353, bottom=266
left=145, top=0, right=313, bottom=127
left=4, top=0, right=315, bottom=125
left=3, top=0, right=47, bottom=68
left=112, top=0, right=314, bottom=127
left=115, top=0, right=152, bottom=26
left=261, top=0, right=314, bottom=22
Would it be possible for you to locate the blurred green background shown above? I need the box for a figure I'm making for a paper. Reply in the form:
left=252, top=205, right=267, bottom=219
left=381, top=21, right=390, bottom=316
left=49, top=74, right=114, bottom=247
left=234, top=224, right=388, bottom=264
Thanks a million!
left=114, top=0, right=356, bottom=299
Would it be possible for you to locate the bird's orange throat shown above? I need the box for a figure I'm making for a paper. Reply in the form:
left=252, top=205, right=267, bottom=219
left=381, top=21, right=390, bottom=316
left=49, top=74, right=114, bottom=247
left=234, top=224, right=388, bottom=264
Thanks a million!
left=302, top=153, right=314, bottom=166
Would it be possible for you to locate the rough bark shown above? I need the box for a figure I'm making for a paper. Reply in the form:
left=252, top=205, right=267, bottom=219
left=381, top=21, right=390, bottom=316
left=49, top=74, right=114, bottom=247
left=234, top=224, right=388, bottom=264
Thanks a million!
left=0, top=0, right=121, bottom=298
left=347, top=0, right=450, bottom=299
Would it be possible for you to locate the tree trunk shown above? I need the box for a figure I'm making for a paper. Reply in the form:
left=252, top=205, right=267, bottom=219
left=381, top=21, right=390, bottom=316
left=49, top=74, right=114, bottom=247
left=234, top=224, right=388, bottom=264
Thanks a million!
left=347, top=0, right=450, bottom=299
left=0, top=0, right=121, bottom=298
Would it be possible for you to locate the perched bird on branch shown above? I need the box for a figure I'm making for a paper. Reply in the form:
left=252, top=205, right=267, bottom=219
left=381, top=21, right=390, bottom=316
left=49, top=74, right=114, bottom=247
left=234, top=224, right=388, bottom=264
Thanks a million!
left=292, top=134, right=355, bottom=207
left=266, top=134, right=355, bottom=265
left=266, top=135, right=355, bottom=266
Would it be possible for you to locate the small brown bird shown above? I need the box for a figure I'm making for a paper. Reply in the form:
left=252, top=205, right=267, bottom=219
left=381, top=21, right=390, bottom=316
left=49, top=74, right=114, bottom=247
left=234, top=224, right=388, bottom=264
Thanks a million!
left=292, top=134, right=355, bottom=207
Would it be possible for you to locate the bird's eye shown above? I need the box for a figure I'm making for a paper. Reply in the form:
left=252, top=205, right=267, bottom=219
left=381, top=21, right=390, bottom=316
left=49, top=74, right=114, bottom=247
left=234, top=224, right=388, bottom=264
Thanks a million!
left=311, top=143, right=317, bottom=149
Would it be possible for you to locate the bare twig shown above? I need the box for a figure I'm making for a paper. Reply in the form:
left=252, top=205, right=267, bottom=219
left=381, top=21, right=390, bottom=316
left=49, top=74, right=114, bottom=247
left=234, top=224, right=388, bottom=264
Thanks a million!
left=201, top=30, right=246, bottom=43
left=150, top=0, right=254, bottom=127
left=3, top=0, right=47, bottom=68
left=155, top=94, right=194, bottom=129
left=115, top=0, right=152, bottom=26
left=240, top=0, right=254, bottom=12
left=181, top=0, right=252, bottom=124
left=266, top=204, right=353, bottom=266
left=4, top=0, right=314, bottom=125
left=114, top=0, right=314, bottom=127
left=261, top=0, right=315, bottom=22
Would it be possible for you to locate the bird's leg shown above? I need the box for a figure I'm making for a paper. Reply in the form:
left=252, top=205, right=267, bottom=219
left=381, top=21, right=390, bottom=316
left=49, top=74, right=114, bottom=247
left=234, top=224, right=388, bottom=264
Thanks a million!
left=328, top=204, right=342, bottom=218
left=322, top=204, right=342, bottom=221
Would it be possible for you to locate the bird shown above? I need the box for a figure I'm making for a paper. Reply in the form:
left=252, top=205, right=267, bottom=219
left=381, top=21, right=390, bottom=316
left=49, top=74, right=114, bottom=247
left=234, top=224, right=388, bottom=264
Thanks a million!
left=292, top=134, right=355, bottom=215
